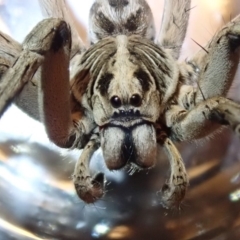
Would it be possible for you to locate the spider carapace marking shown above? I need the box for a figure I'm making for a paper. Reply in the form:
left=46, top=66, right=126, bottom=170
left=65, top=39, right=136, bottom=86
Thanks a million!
left=1, top=0, right=240, bottom=209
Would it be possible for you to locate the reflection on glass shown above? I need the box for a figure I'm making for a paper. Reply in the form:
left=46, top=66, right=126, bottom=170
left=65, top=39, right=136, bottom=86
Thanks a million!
left=230, top=189, right=240, bottom=202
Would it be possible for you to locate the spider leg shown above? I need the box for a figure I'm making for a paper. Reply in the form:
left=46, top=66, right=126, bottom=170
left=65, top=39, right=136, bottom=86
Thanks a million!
left=0, top=1, right=88, bottom=121
left=157, top=0, right=191, bottom=59
left=196, top=15, right=240, bottom=102
left=168, top=15, right=240, bottom=141
left=163, top=18, right=240, bottom=203
left=180, top=15, right=240, bottom=101
left=0, top=42, right=43, bottom=116
left=160, top=137, right=188, bottom=209
left=0, top=31, right=21, bottom=66
left=73, top=133, right=105, bottom=204
left=166, top=97, right=240, bottom=141
left=0, top=30, right=48, bottom=120
left=162, top=97, right=240, bottom=209
left=0, top=18, right=101, bottom=204
left=39, top=0, right=86, bottom=57
left=0, top=18, right=95, bottom=149
left=0, top=18, right=70, bottom=124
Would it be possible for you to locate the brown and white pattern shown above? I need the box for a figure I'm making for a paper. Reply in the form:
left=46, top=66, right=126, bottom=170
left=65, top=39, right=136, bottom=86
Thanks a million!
left=0, top=0, right=240, bottom=209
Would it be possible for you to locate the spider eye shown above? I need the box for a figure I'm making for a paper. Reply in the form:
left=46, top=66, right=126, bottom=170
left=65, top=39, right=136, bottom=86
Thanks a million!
left=110, top=96, right=122, bottom=108
left=130, top=94, right=142, bottom=107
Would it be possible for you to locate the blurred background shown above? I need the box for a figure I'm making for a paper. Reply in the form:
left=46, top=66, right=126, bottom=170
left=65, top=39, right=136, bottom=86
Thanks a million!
left=0, top=0, right=240, bottom=239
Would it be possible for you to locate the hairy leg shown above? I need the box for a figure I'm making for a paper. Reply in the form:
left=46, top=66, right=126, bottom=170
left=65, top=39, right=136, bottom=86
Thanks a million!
left=196, top=15, right=240, bottom=102
left=157, top=0, right=191, bottom=59
left=0, top=31, right=21, bottom=68
left=171, top=15, right=240, bottom=140
left=179, top=15, right=240, bottom=101
left=163, top=97, right=240, bottom=207
left=0, top=18, right=94, bottom=149
left=0, top=0, right=87, bottom=120
left=0, top=19, right=71, bottom=130
left=0, top=45, right=42, bottom=116
left=39, top=0, right=86, bottom=57
left=160, top=137, right=189, bottom=209
left=73, top=133, right=105, bottom=204
left=0, top=30, right=45, bottom=120
left=166, top=97, right=240, bottom=141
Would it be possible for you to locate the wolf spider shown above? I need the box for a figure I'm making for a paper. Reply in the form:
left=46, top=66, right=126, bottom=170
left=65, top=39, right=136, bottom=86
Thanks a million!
left=0, top=0, right=240, bottom=209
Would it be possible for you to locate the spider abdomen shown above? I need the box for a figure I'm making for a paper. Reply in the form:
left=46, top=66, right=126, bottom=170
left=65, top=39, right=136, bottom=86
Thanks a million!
left=89, top=0, right=156, bottom=43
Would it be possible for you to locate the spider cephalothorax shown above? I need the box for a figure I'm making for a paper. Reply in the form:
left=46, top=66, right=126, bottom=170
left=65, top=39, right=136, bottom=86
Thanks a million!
left=1, top=0, right=240, bottom=208
left=72, top=34, right=178, bottom=171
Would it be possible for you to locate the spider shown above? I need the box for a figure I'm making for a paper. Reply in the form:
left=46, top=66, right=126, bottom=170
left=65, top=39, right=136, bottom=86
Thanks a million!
left=0, top=0, right=240, bottom=209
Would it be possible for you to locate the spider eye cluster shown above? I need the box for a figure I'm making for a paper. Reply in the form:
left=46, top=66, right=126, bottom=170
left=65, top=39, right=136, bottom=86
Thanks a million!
left=110, top=94, right=142, bottom=108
